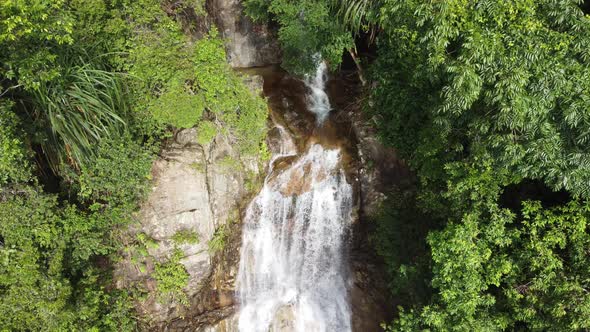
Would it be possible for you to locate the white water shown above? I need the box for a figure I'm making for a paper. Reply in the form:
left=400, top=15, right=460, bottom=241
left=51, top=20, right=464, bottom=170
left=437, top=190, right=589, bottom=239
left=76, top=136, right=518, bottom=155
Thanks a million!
left=267, top=124, right=297, bottom=174
left=236, top=62, right=353, bottom=332
left=304, top=61, right=331, bottom=124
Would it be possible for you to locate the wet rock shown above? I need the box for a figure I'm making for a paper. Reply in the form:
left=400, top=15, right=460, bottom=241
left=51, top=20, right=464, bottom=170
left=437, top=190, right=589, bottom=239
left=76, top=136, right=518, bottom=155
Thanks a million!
left=350, top=258, right=393, bottom=332
left=324, top=72, right=407, bottom=331
left=201, top=313, right=239, bottom=332
left=271, top=305, right=296, bottom=331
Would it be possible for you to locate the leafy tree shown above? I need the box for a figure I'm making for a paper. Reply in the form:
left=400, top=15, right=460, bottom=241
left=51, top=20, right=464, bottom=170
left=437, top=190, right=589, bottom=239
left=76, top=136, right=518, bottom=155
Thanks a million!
left=0, top=0, right=74, bottom=89
left=372, top=189, right=439, bottom=308
left=0, top=101, right=31, bottom=187
left=361, top=1, right=590, bottom=330
left=372, top=0, right=590, bottom=197
left=245, top=0, right=354, bottom=75
left=386, top=198, right=590, bottom=332
left=0, top=190, right=137, bottom=331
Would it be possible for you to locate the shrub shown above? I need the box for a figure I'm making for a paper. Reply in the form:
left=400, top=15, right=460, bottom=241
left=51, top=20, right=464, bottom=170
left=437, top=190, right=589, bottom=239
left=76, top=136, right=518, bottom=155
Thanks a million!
left=153, top=248, right=189, bottom=305
left=196, top=121, right=217, bottom=145
left=0, top=101, right=31, bottom=186
left=79, top=136, right=154, bottom=206
left=171, top=229, right=200, bottom=245
left=208, top=224, right=229, bottom=253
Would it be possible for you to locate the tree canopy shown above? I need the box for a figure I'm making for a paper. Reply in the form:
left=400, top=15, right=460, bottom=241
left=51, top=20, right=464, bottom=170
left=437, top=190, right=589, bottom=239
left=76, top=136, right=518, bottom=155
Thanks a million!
left=369, top=1, right=590, bottom=330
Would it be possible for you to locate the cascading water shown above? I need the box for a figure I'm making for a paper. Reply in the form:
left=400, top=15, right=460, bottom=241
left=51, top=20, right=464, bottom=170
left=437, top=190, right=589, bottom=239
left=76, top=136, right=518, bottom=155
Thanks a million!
left=304, top=61, right=332, bottom=123
left=267, top=124, right=297, bottom=173
left=236, top=61, right=353, bottom=332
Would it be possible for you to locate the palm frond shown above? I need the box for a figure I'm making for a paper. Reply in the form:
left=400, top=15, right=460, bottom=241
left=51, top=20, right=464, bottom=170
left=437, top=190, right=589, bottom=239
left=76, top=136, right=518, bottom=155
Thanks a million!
left=32, top=65, right=128, bottom=174
left=330, top=0, right=380, bottom=34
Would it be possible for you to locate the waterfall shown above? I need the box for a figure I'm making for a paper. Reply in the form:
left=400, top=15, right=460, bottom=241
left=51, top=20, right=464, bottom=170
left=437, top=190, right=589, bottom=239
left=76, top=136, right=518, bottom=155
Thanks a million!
left=304, top=61, right=331, bottom=124
left=267, top=124, right=297, bottom=174
left=236, top=61, right=353, bottom=332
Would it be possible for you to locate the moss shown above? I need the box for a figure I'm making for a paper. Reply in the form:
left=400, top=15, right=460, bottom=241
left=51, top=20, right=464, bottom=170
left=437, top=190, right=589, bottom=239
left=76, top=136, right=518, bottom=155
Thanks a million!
left=217, top=155, right=242, bottom=174
left=244, top=169, right=263, bottom=194
left=196, top=121, right=217, bottom=145
left=189, top=161, right=206, bottom=173
left=171, top=229, right=200, bottom=245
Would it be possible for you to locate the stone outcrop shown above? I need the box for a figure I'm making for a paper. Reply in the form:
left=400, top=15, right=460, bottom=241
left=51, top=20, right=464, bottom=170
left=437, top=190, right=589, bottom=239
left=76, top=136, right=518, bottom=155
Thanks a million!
left=114, top=125, right=259, bottom=330
left=208, top=0, right=281, bottom=68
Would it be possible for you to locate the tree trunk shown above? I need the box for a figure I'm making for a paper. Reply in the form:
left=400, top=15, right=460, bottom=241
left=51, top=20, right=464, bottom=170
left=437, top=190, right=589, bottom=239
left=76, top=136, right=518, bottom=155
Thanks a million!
left=349, top=48, right=367, bottom=86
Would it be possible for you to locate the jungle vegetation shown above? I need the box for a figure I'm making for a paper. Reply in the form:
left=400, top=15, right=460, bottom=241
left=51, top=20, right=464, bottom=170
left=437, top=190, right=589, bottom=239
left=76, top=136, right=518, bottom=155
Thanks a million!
left=2, top=0, right=590, bottom=331
left=0, top=0, right=266, bottom=329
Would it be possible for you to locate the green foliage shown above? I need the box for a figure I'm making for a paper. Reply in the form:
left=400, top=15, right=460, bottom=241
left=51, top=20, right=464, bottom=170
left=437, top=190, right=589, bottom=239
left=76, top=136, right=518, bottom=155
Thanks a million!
left=244, top=0, right=354, bottom=75
left=172, top=229, right=200, bottom=245
left=328, top=0, right=380, bottom=35
left=126, top=232, right=159, bottom=274
left=372, top=0, right=590, bottom=197
left=196, top=120, right=217, bottom=145
left=244, top=169, right=263, bottom=194
left=509, top=201, right=590, bottom=330
left=0, top=0, right=268, bottom=329
left=0, top=191, right=71, bottom=331
left=208, top=224, right=229, bottom=253
left=190, top=160, right=206, bottom=173
left=217, top=155, right=242, bottom=174
left=258, top=140, right=272, bottom=162
left=365, top=1, right=590, bottom=330
left=385, top=200, right=590, bottom=332
left=0, top=0, right=74, bottom=89
left=0, top=101, right=31, bottom=186
left=0, top=189, right=137, bottom=331
left=149, top=78, right=205, bottom=129
left=117, top=0, right=196, bottom=134
left=79, top=136, right=154, bottom=206
left=127, top=22, right=267, bottom=153
left=153, top=248, right=189, bottom=305
left=191, top=31, right=268, bottom=154
left=136, top=232, right=159, bottom=253
left=177, top=0, right=206, bottom=16
left=30, top=65, right=129, bottom=173
left=372, top=190, right=438, bottom=307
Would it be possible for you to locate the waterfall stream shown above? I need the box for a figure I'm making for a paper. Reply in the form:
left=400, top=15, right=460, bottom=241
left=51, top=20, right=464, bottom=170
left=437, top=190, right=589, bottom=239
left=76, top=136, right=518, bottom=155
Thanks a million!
left=304, top=61, right=331, bottom=124
left=236, top=62, right=354, bottom=332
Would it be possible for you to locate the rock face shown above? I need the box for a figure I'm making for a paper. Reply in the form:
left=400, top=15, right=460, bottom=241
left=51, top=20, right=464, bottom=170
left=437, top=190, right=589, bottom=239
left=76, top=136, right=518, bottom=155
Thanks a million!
left=114, top=126, right=259, bottom=330
left=208, top=0, right=281, bottom=68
